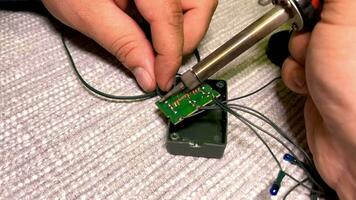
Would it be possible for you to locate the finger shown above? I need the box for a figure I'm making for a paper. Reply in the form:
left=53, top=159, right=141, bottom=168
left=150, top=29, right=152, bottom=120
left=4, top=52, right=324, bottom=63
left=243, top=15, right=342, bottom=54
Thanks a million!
left=282, top=57, right=308, bottom=95
left=289, top=31, right=311, bottom=65
left=114, top=0, right=129, bottom=11
left=181, top=0, right=218, bottom=54
left=47, top=1, right=156, bottom=92
left=304, top=97, right=318, bottom=155
left=135, top=0, right=184, bottom=91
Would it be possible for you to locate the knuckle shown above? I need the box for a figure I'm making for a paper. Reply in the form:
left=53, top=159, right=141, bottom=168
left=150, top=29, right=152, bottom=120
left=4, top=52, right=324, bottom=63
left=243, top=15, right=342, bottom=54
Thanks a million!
left=111, top=35, right=139, bottom=68
left=169, top=54, right=183, bottom=69
left=165, top=0, right=184, bottom=29
left=158, top=52, right=182, bottom=71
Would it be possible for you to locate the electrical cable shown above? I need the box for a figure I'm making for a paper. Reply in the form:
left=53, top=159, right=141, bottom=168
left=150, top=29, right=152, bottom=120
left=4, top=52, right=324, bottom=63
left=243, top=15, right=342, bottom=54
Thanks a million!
left=213, top=99, right=282, bottom=169
left=165, top=75, right=324, bottom=196
left=226, top=104, right=323, bottom=190
left=283, top=178, right=308, bottom=200
left=61, top=31, right=202, bottom=101
left=224, top=76, right=281, bottom=103
left=194, top=49, right=201, bottom=62
left=223, top=104, right=322, bottom=191
left=61, top=32, right=157, bottom=101
left=226, top=109, right=322, bottom=195
left=212, top=99, right=325, bottom=195
left=193, top=75, right=320, bottom=190
left=188, top=76, right=282, bottom=118
left=184, top=77, right=322, bottom=192
left=227, top=104, right=313, bottom=166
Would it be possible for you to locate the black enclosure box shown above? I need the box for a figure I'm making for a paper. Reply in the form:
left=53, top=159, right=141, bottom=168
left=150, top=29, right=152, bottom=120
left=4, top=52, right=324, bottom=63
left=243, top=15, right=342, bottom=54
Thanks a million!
left=167, top=79, right=228, bottom=159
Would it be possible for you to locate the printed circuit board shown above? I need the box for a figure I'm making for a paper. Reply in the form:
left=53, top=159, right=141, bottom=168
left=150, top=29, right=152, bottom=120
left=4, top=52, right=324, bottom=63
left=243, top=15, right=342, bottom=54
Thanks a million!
left=156, top=84, right=220, bottom=124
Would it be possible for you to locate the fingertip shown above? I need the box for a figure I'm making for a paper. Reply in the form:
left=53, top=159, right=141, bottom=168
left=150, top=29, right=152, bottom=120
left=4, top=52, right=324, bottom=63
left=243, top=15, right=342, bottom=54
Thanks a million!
left=129, top=47, right=156, bottom=92
left=289, top=32, right=311, bottom=64
left=164, top=77, right=175, bottom=92
left=132, top=67, right=156, bottom=92
left=134, top=0, right=185, bottom=91
left=155, top=55, right=181, bottom=91
left=282, top=57, right=308, bottom=95
left=115, top=39, right=157, bottom=92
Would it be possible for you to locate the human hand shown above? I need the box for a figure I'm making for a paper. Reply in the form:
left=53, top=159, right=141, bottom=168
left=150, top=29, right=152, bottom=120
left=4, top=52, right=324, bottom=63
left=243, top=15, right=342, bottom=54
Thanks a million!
left=42, top=0, right=217, bottom=92
left=281, top=0, right=356, bottom=198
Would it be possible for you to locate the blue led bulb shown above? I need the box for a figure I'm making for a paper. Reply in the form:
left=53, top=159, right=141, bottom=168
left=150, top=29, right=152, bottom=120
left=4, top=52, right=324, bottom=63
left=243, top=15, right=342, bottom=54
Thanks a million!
left=269, top=170, right=286, bottom=196
left=283, top=153, right=297, bottom=164
left=269, top=183, right=280, bottom=196
left=283, top=153, right=294, bottom=161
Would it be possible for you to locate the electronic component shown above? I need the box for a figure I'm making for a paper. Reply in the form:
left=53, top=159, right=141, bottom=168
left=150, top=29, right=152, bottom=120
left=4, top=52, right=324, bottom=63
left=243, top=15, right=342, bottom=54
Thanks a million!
left=270, top=170, right=286, bottom=196
left=166, top=79, right=227, bottom=159
left=156, top=83, right=220, bottom=125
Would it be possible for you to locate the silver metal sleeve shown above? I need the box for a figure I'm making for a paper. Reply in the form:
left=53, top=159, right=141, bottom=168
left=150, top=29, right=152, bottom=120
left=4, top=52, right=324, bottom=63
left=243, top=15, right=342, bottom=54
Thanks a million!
left=191, top=6, right=291, bottom=83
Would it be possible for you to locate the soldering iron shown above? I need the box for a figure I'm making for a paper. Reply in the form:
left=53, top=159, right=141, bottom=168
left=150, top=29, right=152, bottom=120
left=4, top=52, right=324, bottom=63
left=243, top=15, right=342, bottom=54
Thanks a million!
left=161, top=0, right=322, bottom=102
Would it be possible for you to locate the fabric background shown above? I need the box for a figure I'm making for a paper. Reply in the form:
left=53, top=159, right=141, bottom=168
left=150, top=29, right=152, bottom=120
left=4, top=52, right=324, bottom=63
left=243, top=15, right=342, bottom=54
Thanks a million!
left=1, top=1, right=310, bottom=199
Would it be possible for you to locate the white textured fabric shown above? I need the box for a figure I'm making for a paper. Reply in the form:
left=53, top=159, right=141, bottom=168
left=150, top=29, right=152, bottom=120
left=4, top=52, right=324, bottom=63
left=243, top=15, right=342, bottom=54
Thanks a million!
left=1, top=1, right=311, bottom=199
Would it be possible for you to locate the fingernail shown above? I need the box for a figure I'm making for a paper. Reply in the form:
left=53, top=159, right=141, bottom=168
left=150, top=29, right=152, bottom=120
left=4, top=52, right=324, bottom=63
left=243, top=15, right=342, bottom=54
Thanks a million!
left=132, top=67, right=154, bottom=92
left=294, top=73, right=305, bottom=88
left=164, top=78, right=175, bottom=91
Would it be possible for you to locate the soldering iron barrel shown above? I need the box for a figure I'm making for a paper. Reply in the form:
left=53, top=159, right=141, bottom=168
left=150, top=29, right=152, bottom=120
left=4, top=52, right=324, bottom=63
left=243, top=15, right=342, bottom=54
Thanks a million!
left=183, top=6, right=291, bottom=89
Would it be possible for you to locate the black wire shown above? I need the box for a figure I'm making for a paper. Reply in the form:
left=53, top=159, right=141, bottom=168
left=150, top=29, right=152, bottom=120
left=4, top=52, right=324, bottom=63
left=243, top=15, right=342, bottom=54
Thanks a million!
left=61, top=32, right=157, bottom=101
left=212, top=99, right=324, bottom=195
left=284, top=174, right=321, bottom=194
left=194, top=49, right=201, bottom=62
left=61, top=30, right=202, bottom=101
left=283, top=178, right=308, bottom=200
left=229, top=106, right=300, bottom=156
left=208, top=74, right=322, bottom=190
left=185, top=75, right=323, bottom=192
left=226, top=104, right=323, bottom=190
left=214, top=101, right=314, bottom=192
left=201, top=102, right=313, bottom=167
left=213, top=99, right=282, bottom=169
left=227, top=104, right=313, bottom=166
left=207, top=104, right=322, bottom=190
left=224, top=76, right=281, bottom=103
left=223, top=104, right=322, bottom=190
left=189, top=76, right=281, bottom=119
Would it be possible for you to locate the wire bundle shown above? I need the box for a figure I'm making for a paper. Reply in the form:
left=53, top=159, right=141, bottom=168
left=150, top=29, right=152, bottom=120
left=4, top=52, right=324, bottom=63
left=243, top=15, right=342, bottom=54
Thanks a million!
left=208, top=100, right=325, bottom=199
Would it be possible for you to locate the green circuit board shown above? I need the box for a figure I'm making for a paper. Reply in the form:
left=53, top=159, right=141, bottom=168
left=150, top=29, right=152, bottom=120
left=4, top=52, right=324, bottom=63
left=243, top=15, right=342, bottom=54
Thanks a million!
left=156, top=84, right=220, bottom=125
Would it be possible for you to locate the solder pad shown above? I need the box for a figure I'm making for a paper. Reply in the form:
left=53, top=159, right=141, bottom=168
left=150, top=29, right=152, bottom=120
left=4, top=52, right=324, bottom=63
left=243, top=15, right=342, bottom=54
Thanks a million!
left=156, top=83, right=220, bottom=125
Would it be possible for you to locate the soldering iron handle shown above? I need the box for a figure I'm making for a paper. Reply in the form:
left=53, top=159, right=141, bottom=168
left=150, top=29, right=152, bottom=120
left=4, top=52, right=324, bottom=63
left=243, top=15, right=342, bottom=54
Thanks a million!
left=170, top=0, right=323, bottom=100
left=187, top=6, right=290, bottom=87
left=295, top=0, right=322, bottom=30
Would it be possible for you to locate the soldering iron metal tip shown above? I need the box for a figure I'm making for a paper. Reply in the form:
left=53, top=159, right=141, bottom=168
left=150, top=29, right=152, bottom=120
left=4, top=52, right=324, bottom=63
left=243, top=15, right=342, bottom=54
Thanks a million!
left=159, top=82, right=186, bottom=102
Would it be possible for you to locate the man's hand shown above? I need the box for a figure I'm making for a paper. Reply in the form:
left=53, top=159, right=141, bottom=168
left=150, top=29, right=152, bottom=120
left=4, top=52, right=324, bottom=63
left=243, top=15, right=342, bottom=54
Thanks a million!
left=282, top=0, right=356, bottom=198
left=42, top=0, right=217, bottom=92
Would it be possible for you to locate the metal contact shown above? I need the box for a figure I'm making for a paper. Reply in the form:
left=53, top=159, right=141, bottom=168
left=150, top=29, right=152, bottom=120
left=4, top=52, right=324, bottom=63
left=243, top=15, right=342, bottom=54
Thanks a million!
left=273, top=0, right=304, bottom=30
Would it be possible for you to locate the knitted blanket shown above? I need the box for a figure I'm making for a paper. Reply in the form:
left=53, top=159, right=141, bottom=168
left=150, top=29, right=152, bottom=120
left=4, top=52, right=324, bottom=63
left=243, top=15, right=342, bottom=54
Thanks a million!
left=0, top=1, right=309, bottom=199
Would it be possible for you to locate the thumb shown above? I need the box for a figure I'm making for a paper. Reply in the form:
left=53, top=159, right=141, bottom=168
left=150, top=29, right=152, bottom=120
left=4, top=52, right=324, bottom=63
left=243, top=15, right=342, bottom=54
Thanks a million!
left=43, top=0, right=156, bottom=92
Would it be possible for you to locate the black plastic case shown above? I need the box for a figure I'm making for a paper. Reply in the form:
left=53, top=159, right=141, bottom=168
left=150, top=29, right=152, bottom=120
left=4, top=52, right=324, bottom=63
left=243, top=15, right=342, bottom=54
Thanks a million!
left=167, top=79, right=228, bottom=159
